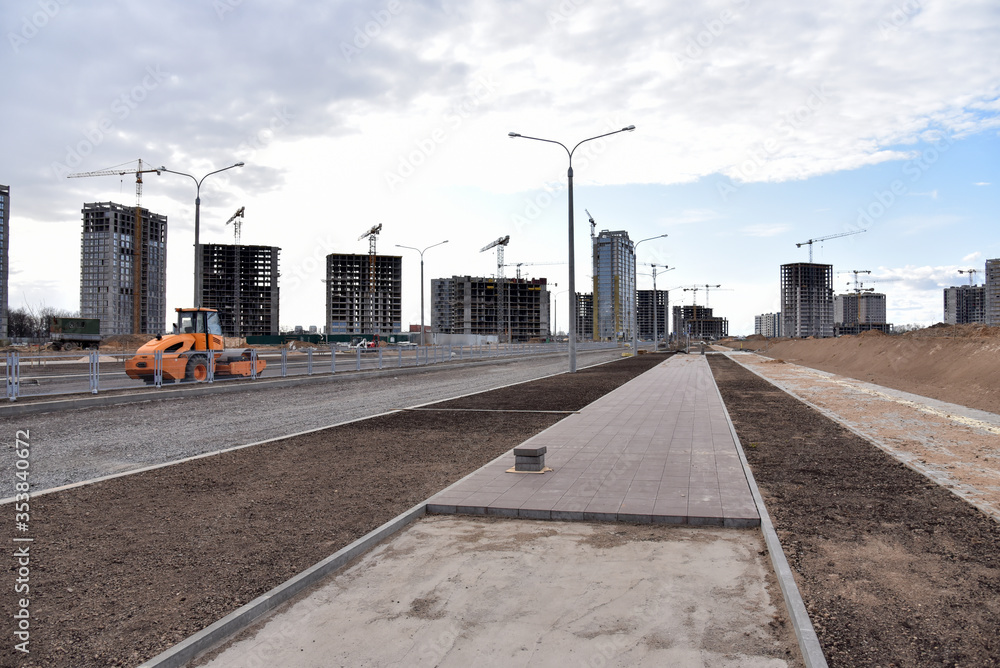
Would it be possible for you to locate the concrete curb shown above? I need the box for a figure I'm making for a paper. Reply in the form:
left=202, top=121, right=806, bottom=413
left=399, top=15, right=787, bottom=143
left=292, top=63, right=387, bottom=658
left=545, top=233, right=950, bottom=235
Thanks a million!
left=137, top=501, right=429, bottom=668
left=709, top=356, right=829, bottom=668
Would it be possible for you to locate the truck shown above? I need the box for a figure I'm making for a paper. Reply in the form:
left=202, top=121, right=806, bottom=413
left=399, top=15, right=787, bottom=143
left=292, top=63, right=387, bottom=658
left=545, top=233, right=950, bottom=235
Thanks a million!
left=125, top=308, right=266, bottom=383
left=49, top=317, right=102, bottom=351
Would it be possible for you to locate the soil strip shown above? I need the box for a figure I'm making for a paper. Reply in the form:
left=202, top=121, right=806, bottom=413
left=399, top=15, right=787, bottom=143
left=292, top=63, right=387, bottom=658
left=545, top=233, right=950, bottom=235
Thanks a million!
left=1, top=354, right=663, bottom=668
left=708, top=354, right=1000, bottom=667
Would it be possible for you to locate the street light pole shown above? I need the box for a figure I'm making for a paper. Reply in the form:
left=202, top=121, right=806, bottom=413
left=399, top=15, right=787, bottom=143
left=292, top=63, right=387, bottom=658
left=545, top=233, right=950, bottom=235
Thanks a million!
left=396, top=240, right=448, bottom=345
left=508, top=125, right=636, bottom=372
left=159, top=162, right=245, bottom=308
left=632, top=234, right=668, bottom=355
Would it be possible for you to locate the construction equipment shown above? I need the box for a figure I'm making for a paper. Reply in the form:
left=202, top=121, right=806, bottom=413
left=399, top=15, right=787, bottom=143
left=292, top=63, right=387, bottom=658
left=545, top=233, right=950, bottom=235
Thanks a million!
left=49, top=317, right=102, bottom=351
left=358, top=224, right=383, bottom=339
left=67, top=159, right=162, bottom=335
left=225, top=207, right=246, bottom=335
left=225, top=206, right=245, bottom=244
left=838, top=270, right=872, bottom=294
left=125, top=307, right=266, bottom=383
left=958, top=269, right=979, bottom=285
left=503, top=261, right=565, bottom=280
left=796, top=229, right=866, bottom=262
left=481, top=235, right=511, bottom=341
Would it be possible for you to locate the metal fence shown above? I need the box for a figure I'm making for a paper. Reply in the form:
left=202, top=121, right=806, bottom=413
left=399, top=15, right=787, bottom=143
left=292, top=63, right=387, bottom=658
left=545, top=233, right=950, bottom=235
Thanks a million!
left=2, top=342, right=625, bottom=402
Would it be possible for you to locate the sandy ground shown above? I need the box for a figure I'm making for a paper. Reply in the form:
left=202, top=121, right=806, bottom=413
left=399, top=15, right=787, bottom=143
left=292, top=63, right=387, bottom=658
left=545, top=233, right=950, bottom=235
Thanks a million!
left=730, top=352, right=1000, bottom=523
left=198, top=517, right=799, bottom=668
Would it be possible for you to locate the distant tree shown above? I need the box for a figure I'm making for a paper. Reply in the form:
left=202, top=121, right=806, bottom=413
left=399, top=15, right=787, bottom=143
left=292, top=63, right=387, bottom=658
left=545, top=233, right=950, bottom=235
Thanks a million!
left=6, top=303, right=78, bottom=338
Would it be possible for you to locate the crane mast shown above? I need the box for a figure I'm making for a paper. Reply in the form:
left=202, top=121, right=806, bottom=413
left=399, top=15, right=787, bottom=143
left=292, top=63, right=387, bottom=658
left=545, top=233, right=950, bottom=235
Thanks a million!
left=480, top=235, right=511, bottom=341
left=358, top=224, right=383, bottom=337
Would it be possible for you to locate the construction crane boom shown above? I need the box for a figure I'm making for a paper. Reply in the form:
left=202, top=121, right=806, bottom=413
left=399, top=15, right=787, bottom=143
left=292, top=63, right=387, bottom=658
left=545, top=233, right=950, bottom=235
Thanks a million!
left=796, top=229, right=866, bottom=262
left=225, top=206, right=245, bottom=245
left=502, top=261, right=565, bottom=280
left=67, top=159, right=162, bottom=335
left=958, top=269, right=979, bottom=286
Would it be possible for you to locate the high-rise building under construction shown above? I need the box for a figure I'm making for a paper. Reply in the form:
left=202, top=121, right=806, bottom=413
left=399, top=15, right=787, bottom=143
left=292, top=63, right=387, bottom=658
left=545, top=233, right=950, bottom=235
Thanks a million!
left=986, top=258, right=1000, bottom=325
left=431, top=275, right=550, bottom=341
left=80, top=201, right=167, bottom=336
left=592, top=229, right=635, bottom=341
left=325, top=253, right=401, bottom=336
left=200, top=244, right=280, bottom=337
left=780, top=263, right=833, bottom=338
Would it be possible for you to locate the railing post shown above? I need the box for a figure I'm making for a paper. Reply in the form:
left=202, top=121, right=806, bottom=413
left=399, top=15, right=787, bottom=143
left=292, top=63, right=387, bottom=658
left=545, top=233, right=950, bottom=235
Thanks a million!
left=398, top=346, right=402, bottom=368
left=6, top=352, right=18, bottom=401
left=307, top=348, right=314, bottom=375
left=330, top=344, right=336, bottom=374
left=281, top=348, right=288, bottom=377
left=356, top=347, right=361, bottom=371
left=207, top=349, right=215, bottom=383
left=378, top=346, right=383, bottom=369
left=250, top=348, right=259, bottom=380
left=154, top=349, right=163, bottom=388
left=88, top=350, right=99, bottom=394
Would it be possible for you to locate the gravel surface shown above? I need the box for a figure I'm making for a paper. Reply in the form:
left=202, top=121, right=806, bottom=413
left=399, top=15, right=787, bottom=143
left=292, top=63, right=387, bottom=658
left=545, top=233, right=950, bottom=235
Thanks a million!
left=0, top=349, right=625, bottom=496
left=709, top=354, right=1000, bottom=667
left=0, top=354, right=662, bottom=668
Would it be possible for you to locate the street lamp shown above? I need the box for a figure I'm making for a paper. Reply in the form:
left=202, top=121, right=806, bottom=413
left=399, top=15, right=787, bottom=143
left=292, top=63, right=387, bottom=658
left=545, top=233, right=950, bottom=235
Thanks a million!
left=644, top=264, right=675, bottom=351
left=159, top=162, right=245, bottom=308
left=632, top=234, right=668, bottom=355
left=508, top=125, right=635, bottom=372
left=395, top=240, right=448, bottom=345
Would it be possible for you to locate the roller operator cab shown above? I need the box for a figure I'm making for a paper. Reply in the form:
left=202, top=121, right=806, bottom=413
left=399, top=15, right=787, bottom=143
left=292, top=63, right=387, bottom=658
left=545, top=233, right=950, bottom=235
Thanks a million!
left=125, top=308, right=266, bottom=383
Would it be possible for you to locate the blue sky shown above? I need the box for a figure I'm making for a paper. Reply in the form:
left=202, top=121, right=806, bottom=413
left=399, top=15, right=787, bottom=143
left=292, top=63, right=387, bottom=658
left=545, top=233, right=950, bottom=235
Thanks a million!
left=2, top=0, right=998, bottom=334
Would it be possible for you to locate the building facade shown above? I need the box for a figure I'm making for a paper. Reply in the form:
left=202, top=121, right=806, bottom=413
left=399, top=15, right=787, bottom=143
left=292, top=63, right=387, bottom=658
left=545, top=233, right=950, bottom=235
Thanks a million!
left=575, top=292, right=593, bottom=340
left=431, top=275, right=549, bottom=342
left=943, top=285, right=986, bottom=324
left=80, top=201, right=167, bottom=336
left=672, top=305, right=728, bottom=339
left=636, top=289, right=668, bottom=341
left=325, top=253, right=402, bottom=337
left=0, top=185, right=8, bottom=338
left=986, top=258, right=1000, bottom=325
left=780, top=263, right=834, bottom=338
left=754, top=312, right=782, bottom=338
left=592, top=229, right=635, bottom=341
left=201, top=244, right=280, bottom=337
left=835, top=292, right=891, bottom=335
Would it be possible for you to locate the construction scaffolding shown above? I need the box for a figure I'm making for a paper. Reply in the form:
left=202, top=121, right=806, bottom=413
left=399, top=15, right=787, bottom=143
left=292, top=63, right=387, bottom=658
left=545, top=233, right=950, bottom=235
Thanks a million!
left=200, top=244, right=280, bottom=337
left=431, top=275, right=550, bottom=342
left=780, top=263, right=834, bottom=338
left=325, top=253, right=402, bottom=336
left=80, top=201, right=167, bottom=336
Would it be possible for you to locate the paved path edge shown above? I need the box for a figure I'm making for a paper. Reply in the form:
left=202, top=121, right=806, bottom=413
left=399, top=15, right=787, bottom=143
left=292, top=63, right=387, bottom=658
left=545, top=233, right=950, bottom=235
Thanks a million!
left=713, top=353, right=829, bottom=667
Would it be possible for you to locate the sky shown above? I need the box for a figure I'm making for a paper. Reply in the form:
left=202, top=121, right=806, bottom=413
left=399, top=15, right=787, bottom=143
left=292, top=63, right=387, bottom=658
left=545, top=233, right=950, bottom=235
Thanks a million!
left=2, top=0, right=999, bottom=335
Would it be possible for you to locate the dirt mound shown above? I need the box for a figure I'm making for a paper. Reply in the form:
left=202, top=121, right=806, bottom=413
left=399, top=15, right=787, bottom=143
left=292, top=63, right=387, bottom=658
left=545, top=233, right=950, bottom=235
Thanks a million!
left=101, top=334, right=156, bottom=350
left=760, top=335, right=1000, bottom=414
left=902, top=323, right=1000, bottom=338
left=857, top=329, right=887, bottom=337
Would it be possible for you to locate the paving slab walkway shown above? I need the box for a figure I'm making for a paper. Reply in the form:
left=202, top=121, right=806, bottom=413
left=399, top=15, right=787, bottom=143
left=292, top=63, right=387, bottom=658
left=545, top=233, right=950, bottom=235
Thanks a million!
left=427, top=353, right=760, bottom=527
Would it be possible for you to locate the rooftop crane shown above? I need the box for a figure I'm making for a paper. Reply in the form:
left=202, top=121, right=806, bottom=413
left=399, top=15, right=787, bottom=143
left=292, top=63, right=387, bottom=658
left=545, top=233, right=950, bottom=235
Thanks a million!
left=224, top=207, right=246, bottom=335
left=838, top=269, right=872, bottom=294
left=67, top=159, right=163, bottom=334
left=502, top=261, right=565, bottom=280
left=585, top=209, right=596, bottom=240
left=225, top=206, right=245, bottom=245
left=796, top=229, right=866, bottom=262
left=481, top=235, right=511, bottom=341
left=358, top=224, right=383, bottom=337
left=958, top=268, right=979, bottom=285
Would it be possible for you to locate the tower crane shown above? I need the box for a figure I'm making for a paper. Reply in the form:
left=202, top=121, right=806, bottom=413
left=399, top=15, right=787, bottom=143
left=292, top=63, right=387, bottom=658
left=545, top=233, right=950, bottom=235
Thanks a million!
left=481, top=235, right=511, bottom=341
left=958, top=269, right=979, bottom=285
left=225, top=206, right=245, bottom=245
left=796, top=229, right=866, bottom=262
left=224, top=207, right=246, bottom=336
left=358, top=224, right=383, bottom=337
left=585, top=209, right=596, bottom=241
left=502, top=261, right=565, bottom=280
left=67, top=159, right=162, bottom=334
left=838, top=269, right=872, bottom=294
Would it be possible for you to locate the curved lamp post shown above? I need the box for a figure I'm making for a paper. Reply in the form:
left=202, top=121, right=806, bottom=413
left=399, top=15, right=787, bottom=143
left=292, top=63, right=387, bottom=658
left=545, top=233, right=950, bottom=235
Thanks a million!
left=395, top=240, right=448, bottom=345
left=632, top=234, right=668, bottom=355
left=508, top=125, right=635, bottom=372
left=159, top=162, right=245, bottom=308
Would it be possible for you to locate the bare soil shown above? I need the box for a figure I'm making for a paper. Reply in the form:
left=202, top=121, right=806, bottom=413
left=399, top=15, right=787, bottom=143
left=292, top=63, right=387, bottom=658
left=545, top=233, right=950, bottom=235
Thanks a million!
left=0, top=354, right=664, bottom=667
left=708, top=354, right=1000, bottom=667
left=720, top=324, right=1000, bottom=415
